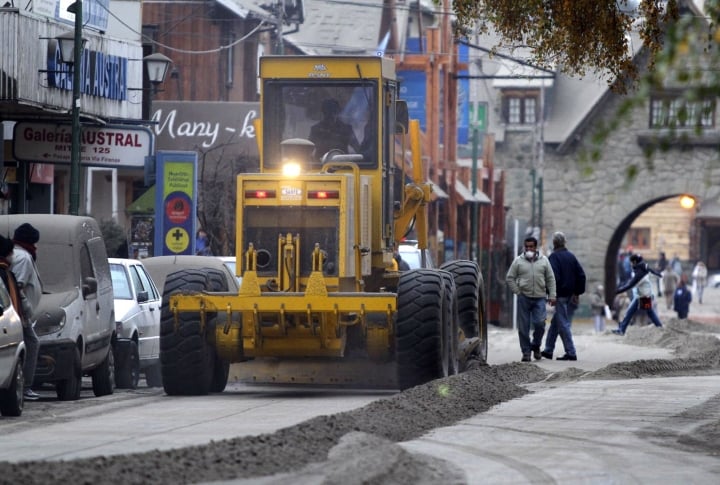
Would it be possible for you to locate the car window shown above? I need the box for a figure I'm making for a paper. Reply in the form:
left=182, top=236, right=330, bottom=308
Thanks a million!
left=136, top=266, right=159, bottom=301
left=129, top=266, right=145, bottom=297
left=110, top=264, right=133, bottom=300
left=80, top=244, right=93, bottom=286
left=88, top=238, right=111, bottom=291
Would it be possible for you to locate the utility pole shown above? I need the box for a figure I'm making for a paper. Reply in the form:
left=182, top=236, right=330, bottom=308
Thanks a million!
left=69, top=0, right=83, bottom=215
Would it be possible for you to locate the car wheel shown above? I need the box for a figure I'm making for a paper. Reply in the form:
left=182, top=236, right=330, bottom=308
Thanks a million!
left=0, top=358, right=24, bottom=417
left=91, top=345, right=116, bottom=397
left=115, top=340, right=140, bottom=389
left=57, top=348, right=82, bottom=401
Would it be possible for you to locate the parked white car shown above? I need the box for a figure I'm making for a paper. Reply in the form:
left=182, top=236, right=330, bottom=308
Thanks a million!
left=109, top=258, right=162, bottom=388
left=218, top=256, right=242, bottom=285
left=0, top=275, right=25, bottom=416
left=398, top=240, right=435, bottom=269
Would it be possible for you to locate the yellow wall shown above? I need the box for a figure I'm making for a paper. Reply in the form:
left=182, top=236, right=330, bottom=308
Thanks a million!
left=626, top=196, right=693, bottom=262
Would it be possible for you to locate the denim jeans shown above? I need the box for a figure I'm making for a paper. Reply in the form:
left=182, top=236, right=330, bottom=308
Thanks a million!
left=22, top=323, right=39, bottom=389
left=517, top=295, right=547, bottom=355
left=618, top=297, right=662, bottom=333
left=543, top=296, right=577, bottom=357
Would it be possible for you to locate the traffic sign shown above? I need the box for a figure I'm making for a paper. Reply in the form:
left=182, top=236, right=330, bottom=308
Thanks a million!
left=12, top=122, right=153, bottom=168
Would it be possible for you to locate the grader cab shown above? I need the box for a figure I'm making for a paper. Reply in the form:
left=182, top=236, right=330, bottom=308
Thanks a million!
left=162, top=56, right=487, bottom=394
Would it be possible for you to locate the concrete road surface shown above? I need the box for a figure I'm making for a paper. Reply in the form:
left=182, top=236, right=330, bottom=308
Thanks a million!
left=396, top=287, right=720, bottom=484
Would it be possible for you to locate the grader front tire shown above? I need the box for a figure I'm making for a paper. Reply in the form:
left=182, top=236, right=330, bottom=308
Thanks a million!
left=160, top=269, right=215, bottom=396
left=395, top=269, right=445, bottom=390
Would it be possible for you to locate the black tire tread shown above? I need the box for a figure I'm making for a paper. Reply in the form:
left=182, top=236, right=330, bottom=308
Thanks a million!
left=160, top=269, right=215, bottom=396
left=440, top=260, right=488, bottom=364
left=395, top=269, right=445, bottom=390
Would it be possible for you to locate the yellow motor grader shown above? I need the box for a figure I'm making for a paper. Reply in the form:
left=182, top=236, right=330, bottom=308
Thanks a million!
left=162, top=55, right=487, bottom=393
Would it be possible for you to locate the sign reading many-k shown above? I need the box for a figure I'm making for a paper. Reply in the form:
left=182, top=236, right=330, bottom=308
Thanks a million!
left=13, top=122, right=153, bottom=169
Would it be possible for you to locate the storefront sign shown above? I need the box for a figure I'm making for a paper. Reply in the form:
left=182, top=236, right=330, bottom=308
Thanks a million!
left=12, top=122, right=153, bottom=168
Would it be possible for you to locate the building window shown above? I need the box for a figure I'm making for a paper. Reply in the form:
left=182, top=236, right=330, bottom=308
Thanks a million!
left=626, top=227, right=651, bottom=250
left=650, top=94, right=715, bottom=128
left=502, top=92, right=539, bottom=125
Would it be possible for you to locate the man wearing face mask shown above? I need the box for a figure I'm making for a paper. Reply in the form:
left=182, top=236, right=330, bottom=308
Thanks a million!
left=506, top=236, right=557, bottom=362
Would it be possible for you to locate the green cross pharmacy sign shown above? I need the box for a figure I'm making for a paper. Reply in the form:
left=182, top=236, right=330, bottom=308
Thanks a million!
left=469, top=102, right=488, bottom=132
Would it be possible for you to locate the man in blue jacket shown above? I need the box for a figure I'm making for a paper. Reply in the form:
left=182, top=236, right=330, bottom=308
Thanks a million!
left=541, top=232, right=586, bottom=361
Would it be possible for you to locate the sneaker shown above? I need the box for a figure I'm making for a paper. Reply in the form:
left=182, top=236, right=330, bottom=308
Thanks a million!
left=611, top=329, right=624, bottom=336
left=541, top=351, right=553, bottom=360
left=521, top=354, right=531, bottom=362
left=556, top=354, right=577, bottom=361
left=533, top=349, right=542, bottom=360
left=23, top=389, right=40, bottom=401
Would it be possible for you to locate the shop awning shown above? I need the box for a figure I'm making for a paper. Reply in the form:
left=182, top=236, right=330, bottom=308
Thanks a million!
left=454, top=180, right=491, bottom=204
left=127, top=186, right=156, bottom=213
left=696, top=200, right=720, bottom=219
left=429, top=181, right=448, bottom=200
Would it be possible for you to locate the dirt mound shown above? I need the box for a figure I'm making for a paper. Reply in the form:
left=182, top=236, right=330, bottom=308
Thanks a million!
left=1, top=321, right=719, bottom=484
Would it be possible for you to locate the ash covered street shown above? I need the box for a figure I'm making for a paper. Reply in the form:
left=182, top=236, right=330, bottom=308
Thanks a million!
left=1, top=288, right=719, bottom=484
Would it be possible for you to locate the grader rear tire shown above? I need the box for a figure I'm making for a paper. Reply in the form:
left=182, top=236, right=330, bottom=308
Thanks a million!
left=440, top=260, right=488, bottom=364
left=440, top=270, right=459, bottom=376
left=160, top=269, right=215, bottom=396
left=395, top=269, right=445, bottom=390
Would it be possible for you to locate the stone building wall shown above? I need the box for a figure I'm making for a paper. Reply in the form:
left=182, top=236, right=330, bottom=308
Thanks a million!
left=495, top=89, right=720, bottom=309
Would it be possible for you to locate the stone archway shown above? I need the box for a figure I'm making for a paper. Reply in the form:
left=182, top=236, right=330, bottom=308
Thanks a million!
left=603, top=194, right=686, bottom=303
left=498, top=92, right=720, bottom=316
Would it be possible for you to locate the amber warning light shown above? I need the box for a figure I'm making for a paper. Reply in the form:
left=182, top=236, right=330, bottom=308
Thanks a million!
left=308, top=190, right=339, bottom=199
left=245, top=190, right=277, bottom=199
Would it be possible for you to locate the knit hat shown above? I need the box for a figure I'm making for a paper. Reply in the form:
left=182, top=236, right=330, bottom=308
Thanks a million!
left=0, top=235, right=13, bottom=258
left=13, top=223, right=40, bottom=244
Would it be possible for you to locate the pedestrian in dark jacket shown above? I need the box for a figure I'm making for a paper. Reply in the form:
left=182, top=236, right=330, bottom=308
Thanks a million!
left=673, top=273, right=692, bottom=319
left=612, top=254, right=663, bottom=335
left=541, top=232, right=586, bottom=361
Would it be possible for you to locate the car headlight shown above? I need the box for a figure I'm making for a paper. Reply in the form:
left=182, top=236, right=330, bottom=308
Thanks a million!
left=34, top=309, right=67, bottom=336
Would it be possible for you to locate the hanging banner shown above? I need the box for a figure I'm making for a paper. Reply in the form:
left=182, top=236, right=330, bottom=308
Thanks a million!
left=153, top=151, right=198, bottom=255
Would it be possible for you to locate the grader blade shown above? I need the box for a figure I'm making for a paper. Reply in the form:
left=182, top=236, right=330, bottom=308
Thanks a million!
left=229, top=358, right=399, bottom=389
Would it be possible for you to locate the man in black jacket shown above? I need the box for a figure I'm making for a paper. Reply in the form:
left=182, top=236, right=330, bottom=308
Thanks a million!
left=541, top=232, right=586, bottom=361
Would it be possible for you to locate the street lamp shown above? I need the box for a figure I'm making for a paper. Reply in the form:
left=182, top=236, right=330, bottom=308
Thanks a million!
left=57, top=0, right=85, bottom=216
left=143, top=53, right=173, bottom=88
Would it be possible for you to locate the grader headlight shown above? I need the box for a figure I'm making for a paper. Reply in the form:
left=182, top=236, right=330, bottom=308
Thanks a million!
left=282, top=161, right=302, bottom=177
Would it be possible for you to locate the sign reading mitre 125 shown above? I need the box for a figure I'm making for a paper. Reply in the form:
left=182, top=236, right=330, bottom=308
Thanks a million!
left=12, top=122, right=153, bottom=169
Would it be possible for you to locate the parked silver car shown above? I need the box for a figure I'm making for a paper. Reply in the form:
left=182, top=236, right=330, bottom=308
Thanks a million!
left=0, top=214, right=115, bottom=401
left=109, top=258, right=162, bottom=388
left=0, top=274, right=26, bottom=416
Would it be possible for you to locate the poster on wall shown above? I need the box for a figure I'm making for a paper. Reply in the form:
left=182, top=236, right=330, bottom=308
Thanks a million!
left=153, top=151, right=197, bottom=256
left=130, top=215, right=154, bottom=258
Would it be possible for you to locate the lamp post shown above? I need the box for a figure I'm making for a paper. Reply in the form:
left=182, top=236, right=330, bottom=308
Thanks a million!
left=57, top=0, right=85, bottom=215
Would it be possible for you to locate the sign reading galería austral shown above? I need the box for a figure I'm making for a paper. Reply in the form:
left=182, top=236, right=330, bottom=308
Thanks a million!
left=12, top=122, right=153, bottom=169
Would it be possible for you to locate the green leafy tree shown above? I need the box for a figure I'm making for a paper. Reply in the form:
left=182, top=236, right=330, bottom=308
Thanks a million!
left=451, top=0, right=679, bottom=89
